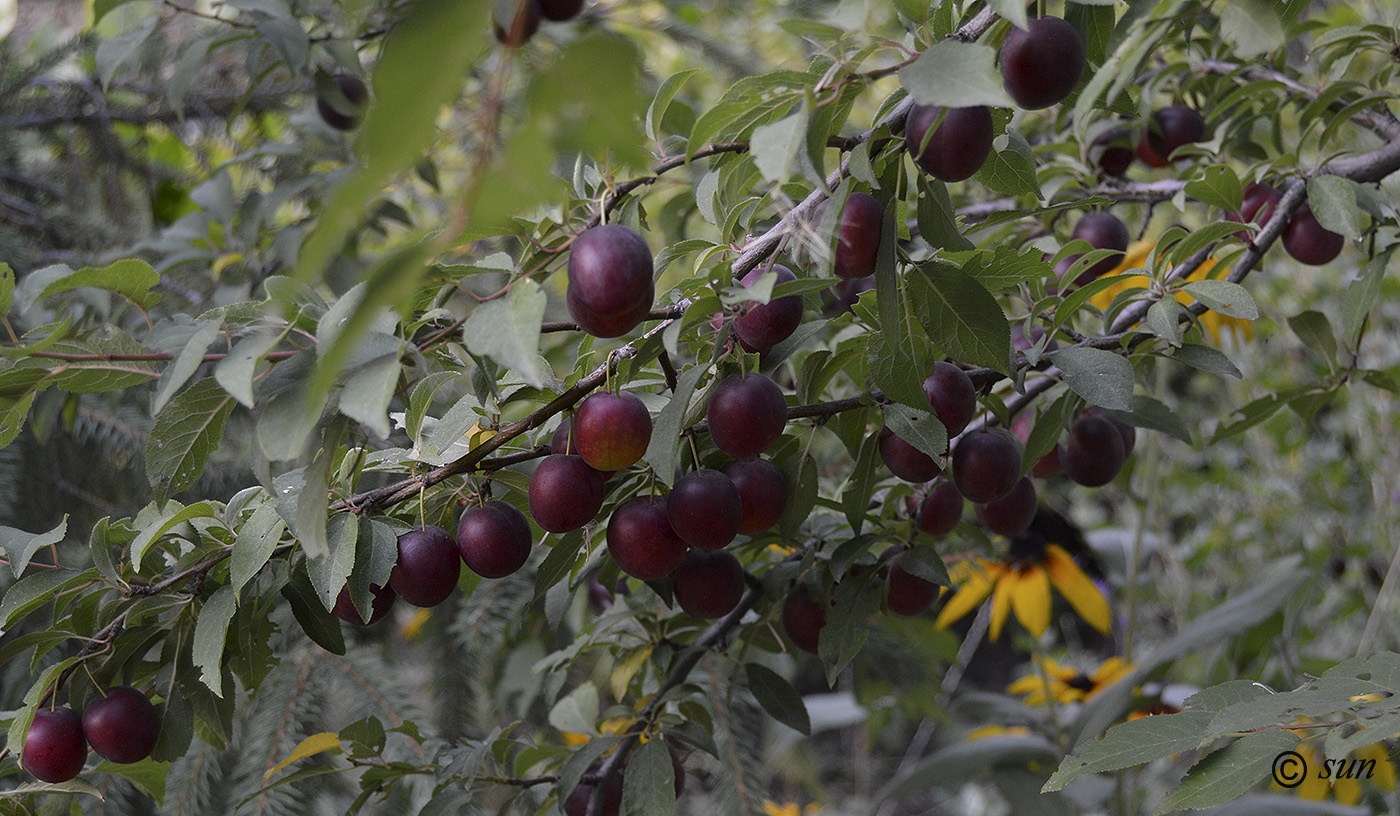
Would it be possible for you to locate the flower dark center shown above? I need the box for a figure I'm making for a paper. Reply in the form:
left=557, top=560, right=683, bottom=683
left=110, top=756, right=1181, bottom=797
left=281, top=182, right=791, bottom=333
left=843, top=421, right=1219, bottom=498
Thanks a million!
left=1066, top=674, right=1096, bottom=692
left=1008, top=532, right=1048, bottom=563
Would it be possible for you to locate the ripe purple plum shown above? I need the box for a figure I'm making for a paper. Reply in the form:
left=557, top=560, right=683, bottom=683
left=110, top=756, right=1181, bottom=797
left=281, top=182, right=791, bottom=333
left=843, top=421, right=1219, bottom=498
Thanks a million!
left=672, top=549, right=746, bottom=619
left=566, top=224, right=655, bottom=338
left=781, top=586, right=827, bottom=655
left=886, top=557, right=941, bottom=616
left=1060, top=415, right=1127, bottom=487
left=879, top=426, right=942, bottom=483
left=667, top=469, right=743, bottom=550
left=573, top=391, right=652, bottom=472
left=389, top=526, right=461, bottom=607
left=905, top=104, right=994, bottom=183
left=539, top=0, right=584, bottom=21
left=528, top=454, right=607, bottom=533
left=1136, top=105, right=1206, bottom=167
left=832, top=193, right=885, bottom=279
left=457, top=502, right=533, bottom=579
left=1283, top=204, right=1345, bottom=266
left=722, top=458, right=788, bottom=534
left=734, top=263, right=804, bottom=354
left=951, top=429, right=1022, bottom=504
left=706, top=373, right=788, bottom=458
left=1066, top=212, right=1129, bottom=284
left=923, top=362, right=977, bottom=437
left=82, top=686, right=159, bottom=764
left=974, top=477, right=1037, bottom=537
left=919, top=482, right=964, bottom=535
left=999, top=16, right=1086, bottom=110
left=22, top=707, right=86, bottom=783
left=1225, top=182, right=1281, bottom=240
left=606, top=496, right=688, bottom=581
left=333, top=583, right=396, bottom=626
left=1091, top=127, right=1134, bottom=178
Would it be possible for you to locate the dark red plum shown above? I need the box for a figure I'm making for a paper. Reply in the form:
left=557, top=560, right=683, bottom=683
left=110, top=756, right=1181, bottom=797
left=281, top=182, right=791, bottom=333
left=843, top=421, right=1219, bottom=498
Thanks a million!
left=668, top=469, right=743, bottom=550
left=832, top=193, right=884, bottom=279
left=672, top=549, right=746, bottom=619
left=82, top=686, right=158, bottom=764
left=1068, top=212, right=1129, bottom=283
left=1060, top=415, right=1127, bottom=487
left=528, top=454, right=607, bottom=533
left=886, top=557, right=942, bottom=616
left=22, top=707, right=86, bottom=783
left=706, top=374, right=788, bottom=458
left=315, top=74, right=368, bottom=131
left=539, top=0, right=584, bottom=21
left=919, top=482, right=963, bottom=536
left=923, top=362, right=977, bottom=437
left=905, top=104, right=994, bottom=183
left=1137, top=105, right=1205, bottom=167
left=735, top=263, right=804, bottom=354
left=974, top=477, right=1037, bottom=537
left=722, top=458, right=788, bottom=534
left=606, top=496, right=688, bottom=581
left=1283, top=204, right=1345, bottom=266
left=879, top=426, right=942, bottom=483
left=782, top=586, right=827, bottom=654
left=333, top=582, right=396, bottom=626
left=389, top=525, right=460, bottom=607
left=951, top=429, right=1022, bottom=503
left=1091, top=127, right=1134, bottom=178
left=457, top=502, right=533, bottom=579
left=1000, top=16, right=1085, bottom=110
left=573, top=391, right=652, bottom=472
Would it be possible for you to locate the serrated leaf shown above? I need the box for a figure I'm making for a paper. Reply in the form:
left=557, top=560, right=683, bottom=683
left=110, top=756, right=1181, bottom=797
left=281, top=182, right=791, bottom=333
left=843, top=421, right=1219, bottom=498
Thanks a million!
left=1154, top=730, right=1298, bottom=814
left=751, top=105, right=811, bottom=185
left=128, top=501, right=219, bottom=569
left=1052, top=347, right=1134, bottom=410
left=192, top=584, right=236, bottom=695
left=0, top=517, right=66, bottom=578
left=339, top=341, right=403, bottom=439
left=884, top=403, right=947, bottom=458
left=146, top=379, right=236, bottom=502
left=745, top=663, right=811, bottom=735
left=1307, top=176, right=1365, bottom=240
left=1288, top=310, right=1338, bottom=367
left=622, top=737, right=675, bottom=816
left=916, top=177, right=974, bottom=251
left=214, top=331, right=283, bottom=409
left=975, top=130, right=1040, bottom=198
left=152, top=319, right=220, bottom=416
left=1182, top=280, right=1259, bottom=320
left=230, top=501, right=285, bottom=596
left=461, top=280, right=548, bottom=388
left=1044, top=710, right=1214, bottom=791
left=900, top=40, right=1014, bottom=108
left=0, top=568, right=93, bottom=629
left=910, top=264, right=1012, bottom=375
left=897, top=544, right=950, bottom=587
left=819, top=577, right=880, bottom=685
left=307, top=512, right=358, bottom=609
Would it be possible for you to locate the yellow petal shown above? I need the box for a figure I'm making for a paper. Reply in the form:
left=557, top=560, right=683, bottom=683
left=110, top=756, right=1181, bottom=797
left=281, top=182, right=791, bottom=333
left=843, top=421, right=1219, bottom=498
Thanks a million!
left=934, top=560, right=1002, bottom=630
left=1044, top=545, right=1112, bottom=634
left=1011, top=567, right=1052, bottom=637
left=1007, top=675, right=1043, bottom=695
left=989, top=574, right=1014, bottom=641
left=1333, top=775, right=1361, bottom=806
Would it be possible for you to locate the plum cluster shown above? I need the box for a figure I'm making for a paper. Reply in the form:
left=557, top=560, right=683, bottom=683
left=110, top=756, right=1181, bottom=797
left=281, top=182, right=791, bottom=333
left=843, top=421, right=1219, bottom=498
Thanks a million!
left=22, top=686, right=160, bottom=783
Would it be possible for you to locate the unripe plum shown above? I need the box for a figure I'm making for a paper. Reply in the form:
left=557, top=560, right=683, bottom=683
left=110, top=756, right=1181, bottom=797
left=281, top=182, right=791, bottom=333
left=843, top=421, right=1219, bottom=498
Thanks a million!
left=315, top=74, right=368, bottom=131
left=1136, top=105, right=1205, bottom=167
left=919, top=482, right=964, bottom=535
left=528, top=454, right=607, bottom=533
left=672, top=549, right=746, bottom=619
left=905, top=104, right=994, bottom=182
left=1283, top=204, right=1345, bottom=266
left=606, top=496, right=688, bottom=581
left=1060, top=415, right=1127, bottom=487
left=706, top=374, right=788, bottom=458
left=735, top=263, right=804, bottom=354
left=951, top=429, right=1022, bottom=504
left=886, top=557, right=941, bottom=616
left=974, top=477, right=1037, bottom=537
left=389, top=525, right=460, bottom=607
left=82, top=686, right=158, bottom=764
left=999, top=16, right=1086, bottom=110
left=22, top=707, right=86, bottom=783
left=781, top=586, right=827, bottom=655
left=573, top=391, right=652, bottom=472
left=832, top=193, right=884, bottom=279
left=457, top=502, right=533, bottom=579
left=333, top=582, right=396, bottom=626
left=722, top=458, right=788, bottom=534
left=923, top=361, right=977, bottom=437
left=879, top=426, right=942, bottom=483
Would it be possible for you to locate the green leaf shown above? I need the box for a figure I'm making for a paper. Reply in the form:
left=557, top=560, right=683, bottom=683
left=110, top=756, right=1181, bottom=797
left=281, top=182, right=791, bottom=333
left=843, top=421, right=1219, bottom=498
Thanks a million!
left=1155, top=730, right=1298, bottom=814
left=1108, top=396, right=1191, bottom=444
left=338, top=341, right=403, bottom=439
left=214, top=331, right=284, bottom=409
left=0, top=263, right=14, bottom=315
left=1181, top=280, right=1259, bottom=320
left=842, top=430, right=880, bottom=535
left=1051, top=347, right=1134, bottom=410
left=1307, top=176, right=1365, bottom=241
left=884, top=735, right=1061, bottom=803
left=532, top=531, right=584, bottom=603
left=1146, top=298, right=1182, bottom=347
left=819, top=576, right=880, bottom=686
left=1341, top=249, right=1391, bottom=343
left=1169, top=343, right=1242, bottom=378
left=898, top=544, right=950, bottom=587
left=1044, top=710, right=1214, bottom=791
left=986, top=0, right=1028, bottom=30
left=152, top=319, right=220, bottom=416
left=910, top=264, right=1012, bottom=375
left=884, top=403, right=947, bottom=459
left=461, top=280, right=549, bottom=388
left=916, top=177, right=974, bottom=251
left=549, top=683, right=600, bottom=736
left=146, top=379, right=236, bottom=502
left=0, top=568, right=92, bottom=629
left=645, top=362, right=711, bottom=487
left=899, top=40, right=1014, bottom=108
left=128, top=501, right=219, bottom=569
left=1220, top=0, right=1286, bottom=57
left=307, top=513, right=359, bottom=609
left=281, top=563, right=345, bottom=655
left=297, top=0, right=490, bottom=280
left=94, top=757, right=170, bottom=805
left=622, top=737, right=676, bottom=816
left=95, top=15, right=157, bottom=90
left=1185, top=165, right=1244, bottom=213
left=646, top=69, right=698, bottom=143
left=1288, top=310, right=1338, bottom=368
left=745, top=663, right=811, bottom=735
left=0, top=517, right=67, bottom=578
left=22, top=258, right=160, bottom=311
left=192, top=584, right=236, bottom=696
left=231, top=501, right=285, bottom=596
left=751, top=104, right=812, bottom=185
left=779, top=453, right=819, bottom=541
left=975, top=130, right=1040, bottom=198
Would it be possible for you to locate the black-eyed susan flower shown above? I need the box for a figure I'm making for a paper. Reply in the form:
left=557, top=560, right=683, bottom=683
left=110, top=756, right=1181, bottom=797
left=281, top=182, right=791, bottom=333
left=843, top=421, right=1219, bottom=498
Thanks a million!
left=1086, top=241, right=1253, bottom=344
left=1008, top=656, right=1132, bottom=706
left=761, top=800, right=822, bottom=816
left=934, top=533, right=1110, bottom=641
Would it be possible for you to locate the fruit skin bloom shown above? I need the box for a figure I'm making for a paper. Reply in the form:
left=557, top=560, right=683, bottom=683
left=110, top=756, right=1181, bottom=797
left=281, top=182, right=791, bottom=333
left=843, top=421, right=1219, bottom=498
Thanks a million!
left=934, top=535, right=1110, bottom=641
left=1008, top=656, right=1133, bottom=706
left=1087, top=240, right=1253, bottom=344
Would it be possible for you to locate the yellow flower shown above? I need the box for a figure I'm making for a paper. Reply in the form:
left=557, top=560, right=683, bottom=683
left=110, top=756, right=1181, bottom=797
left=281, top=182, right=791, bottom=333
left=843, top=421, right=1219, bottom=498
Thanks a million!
left=934, top=538, right=1110, bottom=641
left=760, top=800, right=822, bottom=816
left=1087, top=240, right=1253, bottom=344
left=1008, top=657, right=1132, bottom=706
left=1281, top=741, right=1396, bottom=805
left=966, top=724, right=1031, bottom=740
